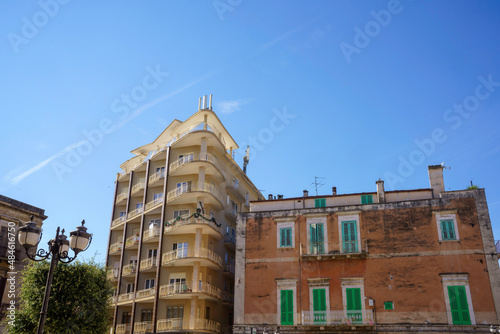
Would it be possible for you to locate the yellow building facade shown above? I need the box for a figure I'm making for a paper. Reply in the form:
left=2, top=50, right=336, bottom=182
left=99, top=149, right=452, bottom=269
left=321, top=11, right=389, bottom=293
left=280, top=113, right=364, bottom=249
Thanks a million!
left=106, top=96, right=263, bottom=334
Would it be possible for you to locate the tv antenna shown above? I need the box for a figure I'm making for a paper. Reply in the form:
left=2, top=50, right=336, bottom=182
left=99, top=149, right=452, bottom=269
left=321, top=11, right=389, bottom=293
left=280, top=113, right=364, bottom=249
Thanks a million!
left=310, top=176, right=326, bottom=196
left=243, top=146, right=250, bottom=174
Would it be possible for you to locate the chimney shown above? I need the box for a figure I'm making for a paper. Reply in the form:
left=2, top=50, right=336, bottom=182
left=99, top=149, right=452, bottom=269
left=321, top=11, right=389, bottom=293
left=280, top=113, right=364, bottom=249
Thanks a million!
left=376, top=179, right=385, bottom=203
left=277, top=195, right=283, bottom=199
left=268, top=194, right=273, bottom=200
left=303, top=190, right=309, bottom=197
left=428, top=165, right=445, bottom=198
left=332, top=187, right=337, bottom=196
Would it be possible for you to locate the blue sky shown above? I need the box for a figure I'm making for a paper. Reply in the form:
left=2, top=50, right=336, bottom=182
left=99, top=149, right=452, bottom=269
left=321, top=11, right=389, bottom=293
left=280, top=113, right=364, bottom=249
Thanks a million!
left=1, top=0, right=499, bottom=262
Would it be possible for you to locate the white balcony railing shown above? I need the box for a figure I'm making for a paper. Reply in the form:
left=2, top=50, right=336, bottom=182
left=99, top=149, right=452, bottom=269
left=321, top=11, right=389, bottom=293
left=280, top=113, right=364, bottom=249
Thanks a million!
left=162, top=248, right=222, bottom=267
left=157, top=318, right=183, bottom=331
left=122, top=263, right=136, bottom=276
left=112, top=216, right=126, bottom=227
left=140, top=257, right=157, bottom=271
left=134, top=321, right=152, bottom=333
left=116, top=323, right=131, bottom=334
left=167, top=182, right=224, bottom=205
left=195, top=318, right=220, bottom=333
left=145, top=195, right=163, bottom=211
left=107, top=268, right=119, bottom=280
left=116, top=192, right=128, bottom=203
left=149, top=170, right=165, bottom=185
left=109, top=242, right=123, bottom=254
left=125, top=235, right=140, bottom=248
left=169, top=152, right=226, bottom=176
left=127, top=206, right=143, bottom=220
left=159, top=281, right=221, bottom=299
left=164, top=215, right=222, bottom=235
left=131, top=179, right=145, bottom=194
left=136, top=287, right=155, bottom=300
left=117, top=292, right=135, bottom=303
left=143, top=226, right=161, bottom=241
left=302, top=310, right=374, bottom=326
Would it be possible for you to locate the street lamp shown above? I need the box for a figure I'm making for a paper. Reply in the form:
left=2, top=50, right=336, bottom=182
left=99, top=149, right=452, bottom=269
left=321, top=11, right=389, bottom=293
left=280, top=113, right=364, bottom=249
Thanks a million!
left=18, top=216, right=92, bottom=334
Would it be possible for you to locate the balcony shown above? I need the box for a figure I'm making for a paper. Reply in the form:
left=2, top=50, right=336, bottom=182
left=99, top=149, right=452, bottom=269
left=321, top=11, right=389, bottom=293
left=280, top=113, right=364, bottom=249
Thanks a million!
left=224, top=234, right=236, bottom=251
left=301, top=310, right=374, bottom=326
left=125, top=235, right=140, bottom=249
left=107, top=268, right=119, bottom=281
left=223, top=263, right=235, bottom=277
left=145, top=195, right=164, bottom=213
left=165, top=215, right=223, bottom=240
left=116, top=191, right=128, bottom=204
left=222, top=292, right=234, bottom=305
left=226, top=180, right=246, bottom=202
left=156, top=318, right=220, bottom=333
left=117, top=292, right=135, bottom=304
left=143, top=226, right=161, bottom=242
left=109, top=295, right=117, bottom=305
left=109, top=242, right=123, bottom=255
left=149, top=170, right=165, bottom=187
left=167, top=182, right=224, bottom=210
left=135, top=287, right=155, bottom=301
left=122, top=263, right=137, bottom=277
left=127, top=207, right=143, bottom=222
left=162, top=248, right=222, bottom=270
left=111, top=216, right=126, bottom=229
left=224, top=207, right=237, bottom=222
left=159, top=281, right=221, bottom=301
left=302, top=241, right=368, bottom=261
left=140, top=257, right=157, bottom=272
left=131, top=178, right=146, bottom=196
left=169, top=152, right=226, bottom=181
left=116, top=324, right=131, bottom=334
left=157, top=318, right=183, bottom=332
left=134, top=321, right=153, bottom=333
left=195, top=318, right=220, bottom=333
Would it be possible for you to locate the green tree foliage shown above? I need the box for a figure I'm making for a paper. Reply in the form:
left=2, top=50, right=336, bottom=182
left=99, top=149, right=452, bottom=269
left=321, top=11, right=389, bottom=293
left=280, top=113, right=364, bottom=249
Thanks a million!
left=466, top=185, right=479, bottom=190
left=7, top=260, right=113, bottom=334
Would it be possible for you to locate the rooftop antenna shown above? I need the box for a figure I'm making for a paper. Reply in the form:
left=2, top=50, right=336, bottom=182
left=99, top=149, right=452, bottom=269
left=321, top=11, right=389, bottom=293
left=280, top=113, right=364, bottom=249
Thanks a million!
left=243, top=146, right=250, bottom=174
left=310, top=176, right=326, bottom=196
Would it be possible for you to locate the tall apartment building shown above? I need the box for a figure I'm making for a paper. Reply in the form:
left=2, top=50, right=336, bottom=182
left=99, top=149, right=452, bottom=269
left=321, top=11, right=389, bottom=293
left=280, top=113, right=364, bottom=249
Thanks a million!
left=0, top=195, right=47, bottom=333
left=235, top=166, right=500, bottom=333
left=106, top=96, right=264, bottom=334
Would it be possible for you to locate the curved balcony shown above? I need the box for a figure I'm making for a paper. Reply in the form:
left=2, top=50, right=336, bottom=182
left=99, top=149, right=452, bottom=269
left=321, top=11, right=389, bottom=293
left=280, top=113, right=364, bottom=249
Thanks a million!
left=125, top=235, right=140, bottom=249
left=164, top=215, right=223, bottom=240
left=167, top=182, right=224, bottom=210
left=156, top=318, right=220, bottom=333
left=143, top=226, right=161, bottom=243
left=111, top=216, right=126, bottom=230
left=122, top=263, right=136, bottom=277
left=134, top=321, right=152, bottom=334
left=109, top=242, right=123, bottom=255
left=139, top=257, right=157, bottom=272
left=127, top=207, right=143, bottom=222
left=169, top=152, right=225, bottom=181
left=116, top=191, right=128, bottom=205
left=149, top=170, right=165, bottom=187
left=159, top=281, right=221, bottom=301
left=226, top=180, right=246, bottom=202
left=144, top=195, right=163, bottom=214
left=135, top=287, right=155, bottom=301
left=131, top=178, right=145, bottom=196
left=157, top=318, right=183, bottom=332
left=162, top=248, right=222, bottom=270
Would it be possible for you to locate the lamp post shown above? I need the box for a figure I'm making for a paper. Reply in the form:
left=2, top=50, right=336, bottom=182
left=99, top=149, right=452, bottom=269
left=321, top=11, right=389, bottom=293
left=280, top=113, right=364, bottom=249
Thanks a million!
left=18, top=216, right=92, bottom=334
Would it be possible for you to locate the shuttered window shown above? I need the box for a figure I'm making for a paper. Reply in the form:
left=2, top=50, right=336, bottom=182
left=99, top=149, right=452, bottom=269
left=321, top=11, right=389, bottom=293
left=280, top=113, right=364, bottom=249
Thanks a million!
left=448, top=286, right=471, bottom=325
left=361, top=195, right=373, bottom=204
left=313, top=288, right=327, bottom=324
left=346, top=288, right=362, bottom=323
left=441, top=219, right=456, bottom=240
left=280, top=290, right=294, bottom=325
left=342, top=221, right=358, bottom=253
left=310, top=223, right=325, bottom=254
left=315, top=198, right=326, bottom=208
left=280, top=228, right=292, bottom=247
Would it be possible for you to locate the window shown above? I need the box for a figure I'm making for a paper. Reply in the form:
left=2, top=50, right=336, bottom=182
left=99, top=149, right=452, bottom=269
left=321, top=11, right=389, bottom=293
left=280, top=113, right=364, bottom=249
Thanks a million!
left=342, top=221, right=358, bottom=253
left=145, top=278, right=155, bottom=289
left=173, top=209, right=190, bottom=218
left=434, top=211, right=460, bottom=242
left=276, top=220, right=295, bottom=248
left=280, top=228, right=292, bottom=247
left=153, top=193, right=163, bottom=203
left=205, top=307, right=210, bottom=320
left=121, top=312, right=131, bottom=324
left=148, top=249, right=158, bottom=259
left=126, top=283, right=135, bottom=293
left=280, top=290, right=294, bottom=325
left=136, top=203, right=143, bottom=211
left=314, top=198, right=326, bottom=208
left=312, top=288, right=327, bottom=323
left=341, top=278, right=365, bottom=325
left=179, top=153, right=193, bottom=164
left=119, top=211, right=126, bottom=217
left=176, top=181, right=192, bottom=195
left=141, top=309, right=153, bottom=322
left=384, top=301, right=394, bottom=310
left=156, top=166, right=165, bottom=177
left=361, top=195, right=373, bottom=204
left=149, top=219, right=160, bottom=229
left=167, top=306, right=184, bottom=319
left=173, top=242, right=188, bottom=258
left=310, top=223, right=325, bottom=254
left=233, top=177, right=239, bottom=189
left=441, top=274, right=475, bottom=325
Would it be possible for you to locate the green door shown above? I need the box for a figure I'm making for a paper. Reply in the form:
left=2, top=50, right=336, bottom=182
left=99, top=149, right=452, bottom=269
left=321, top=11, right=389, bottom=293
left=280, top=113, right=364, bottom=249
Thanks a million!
left=313, top=288, right=327, bottom=324
left=448, top=286, right=471, bottom=325
left=346, top=288, right=362, bottom=324
left=310, top=223, right=324, bottom=254
left=280, top=290, right=294, bottom=325
left=342, top=221, right=358, bottom=253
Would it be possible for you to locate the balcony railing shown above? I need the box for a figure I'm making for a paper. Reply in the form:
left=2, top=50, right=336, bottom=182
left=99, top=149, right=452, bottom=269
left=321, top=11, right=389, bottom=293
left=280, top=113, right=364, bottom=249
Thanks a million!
left=127, top=207, right=143, bottom=220
left=157, top=318, right=183, bottom=332
left=143, top=226, right=161, bottom=241
left=164, top=216, right=222, bottom=235
left=222, top=292, right=234, bottom=304
left=136, top=287, right=155, bottom=300
left=224, top=234, right=236, bottom=245
left=125, top=235, right=140, bottom=248
left=131, top=179, right=145, bottom=194
left=116, top=324, right=131, bottom=334
left=167, top=182, right=224, bottom=205
left=117, top=292, right=135, bottom=303
left=169, top=152, right=226, bottom=176
left=159, top=281, right=221, bottom=300
left=149, top=170, right=165, bottom=185
left=162, top=248, right=222, bottom=268
left=116, top=191, right=128, bottom=203
left=134, top=321, right=153, bottom=333
left=122, top=263, right=136, bottom=276
left=140, top=257, right=157, bottom=271
left=302, top=310, right=374, bottom=326
left=223, top=263, right=235, bottom=275
left=195, top=318, right=220, bottom=333
left=145, top=195, right=163, bottom=211
left=112, top=216, right=126, bottom=228
left=109, top=242, right=123, bottom=254
left=107, top=268, right=119, bottom=280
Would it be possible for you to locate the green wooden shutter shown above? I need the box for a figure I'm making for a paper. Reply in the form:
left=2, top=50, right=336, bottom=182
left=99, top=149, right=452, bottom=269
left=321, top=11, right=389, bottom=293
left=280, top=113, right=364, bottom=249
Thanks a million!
left=448, top=286, right=471, bottom=325
left=280, top=290, right=294, bottom=325
left=317, top=223, right=324, bottom=254
left=315, top=198, right=326, bottom=208
left=342, top=221, right=358, bottom=253
left=280, top=228, right=292, bottom=247
left=310, top=224, right=316, bottom=253
left=313, top=289, right=327, bottom=324
left=441, top=220, right=456, bottom=240
left=346, top=288, right=362, bottom=323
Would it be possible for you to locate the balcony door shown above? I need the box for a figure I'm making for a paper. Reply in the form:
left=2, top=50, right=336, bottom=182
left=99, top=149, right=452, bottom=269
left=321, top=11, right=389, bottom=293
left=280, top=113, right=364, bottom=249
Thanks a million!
left=312, top=288, right=327, bottom=324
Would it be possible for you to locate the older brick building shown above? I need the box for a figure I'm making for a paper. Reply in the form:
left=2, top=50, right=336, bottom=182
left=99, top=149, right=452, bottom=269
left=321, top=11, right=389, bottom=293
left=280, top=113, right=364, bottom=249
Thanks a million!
left=234, top=166, right=500, bottom=333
